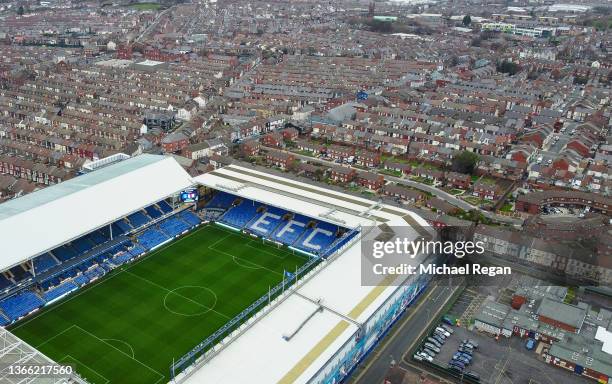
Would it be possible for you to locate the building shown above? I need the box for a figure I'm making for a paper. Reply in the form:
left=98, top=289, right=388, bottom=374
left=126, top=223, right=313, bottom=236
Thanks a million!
left=161, top=133, right=189, bottom=153
left=183, top=140, right=227, bottom=160
left=265, top=150, right=295, bottom=170
left=144, top=111, right=176, bottom=132
left=330, top=167, right=357, bottom=183
left=356, top=172, right=384, bottom=190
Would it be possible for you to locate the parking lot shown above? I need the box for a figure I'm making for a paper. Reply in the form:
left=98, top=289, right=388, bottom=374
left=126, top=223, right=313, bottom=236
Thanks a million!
left=420, top=321, right=594, bottom=384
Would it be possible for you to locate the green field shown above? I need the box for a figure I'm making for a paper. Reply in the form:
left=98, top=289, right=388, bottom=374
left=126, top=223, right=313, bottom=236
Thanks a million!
left=10, top=225, right=309, bottom=384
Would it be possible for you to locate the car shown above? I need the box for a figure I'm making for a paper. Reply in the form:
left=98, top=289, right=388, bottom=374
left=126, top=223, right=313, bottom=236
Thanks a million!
left=448, top=364, right=463, bottom=373
left=467, top=339, right=479, bottom=349
left=449, top=360, right=465, bottom=370
left=464, top=371, right=480, bottom=381
left=424, top=343, right=440, bottom=353
left=435, top=327, right=451, bottom=337
left=455, top=352, right=472, bottom=361
left=422, top=348, right=437, bottom=358
left=453, top=356, right=470, bottom=365
left=427, top=337, right=442, bottom=348
left=440, top=324, right=454, bottom=333
left=433, top=329, right=447, bottom=339
left=413, top=353, right=424, bottom=361
left=442, top=315, right=456, bottom=326
left=460, top=342, right=474, bottom=351
left=421, top=353, right=433, bottom=362
left=458, top=346, right=473, bottom=354
left=432, top=334, right=445, bottom=344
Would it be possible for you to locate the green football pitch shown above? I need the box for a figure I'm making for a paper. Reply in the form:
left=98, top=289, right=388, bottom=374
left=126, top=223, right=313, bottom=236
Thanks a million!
left=10, top=224, right=311, bottom=384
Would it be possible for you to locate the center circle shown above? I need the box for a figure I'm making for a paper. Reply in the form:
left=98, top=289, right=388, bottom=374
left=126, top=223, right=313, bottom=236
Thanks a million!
left=163, top=286, right=217, bottom=317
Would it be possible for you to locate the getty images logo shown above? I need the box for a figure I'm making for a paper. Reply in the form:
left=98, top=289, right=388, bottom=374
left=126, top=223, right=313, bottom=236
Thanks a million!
left=372, top=238, right=485, bottom=259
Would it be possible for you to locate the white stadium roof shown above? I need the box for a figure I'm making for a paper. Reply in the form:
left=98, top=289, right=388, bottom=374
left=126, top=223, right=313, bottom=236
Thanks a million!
left=182, top=165, right=432, bottom=384
left=0, top=155, right=194, bottom=272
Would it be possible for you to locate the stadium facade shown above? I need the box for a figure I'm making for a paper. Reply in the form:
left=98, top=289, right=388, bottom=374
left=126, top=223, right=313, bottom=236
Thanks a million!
left=0, top=155, right=435, bottom=384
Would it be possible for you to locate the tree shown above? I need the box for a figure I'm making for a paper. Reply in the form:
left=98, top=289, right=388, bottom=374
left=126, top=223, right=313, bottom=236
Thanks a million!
left=452, top=151, right=479, bottom=174
left=17, top=5, right=25, bottom=15
left=496, top=60, right=521, bottom=76
left=462, top=15, right=471, bottom=27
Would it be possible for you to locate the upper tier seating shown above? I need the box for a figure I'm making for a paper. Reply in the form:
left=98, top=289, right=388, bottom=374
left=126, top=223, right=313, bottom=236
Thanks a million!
left=220, top=200, right=262, bottom=228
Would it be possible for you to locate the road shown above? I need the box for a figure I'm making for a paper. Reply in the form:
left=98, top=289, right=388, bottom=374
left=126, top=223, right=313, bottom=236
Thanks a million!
left=134, top=6, right=174, bottom=43
left=349, top=282, right=462, bottom=384
left=263, top=146, right=523, bottom=226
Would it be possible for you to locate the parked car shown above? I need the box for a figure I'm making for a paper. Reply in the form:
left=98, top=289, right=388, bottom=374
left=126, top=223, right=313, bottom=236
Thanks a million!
left=448, top=365, right=463, bottom=373
left=432, top=334, right=445, bottom=344
left=442, top=315, right=456, bottom=326
left=435, top=327, right=450, bottom=337
left=424, top=343, right=440, bottom=353
left=440, top=324, right=454, bottom=333
left=422, top=348, right=436, bottom=358
left=453, top=355, right=470, bottom=365
left=466, top=339, right=479, bottom=349
left=433, top=330, right=447, bottom=340
left=454, top=352, right=472, bottom=362
left=458, top=346, right=473, bottom=354
left=526, top=338, right=536, bottom=350
left=427, top=337, right=442, bottom=348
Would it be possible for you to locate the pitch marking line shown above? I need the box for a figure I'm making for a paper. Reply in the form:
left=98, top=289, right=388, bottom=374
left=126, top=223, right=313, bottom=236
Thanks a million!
left=208, top=244, right=283, bottom=276
left=163, top=286, right=219, bottom=317
left=60, top=354, right=110, bottom=384
left=73, top=325, right=165, bottom=382
left=102, top=338, right=136, bottom=359
left=124, top=270, right=230, bottom=320
left=36, top=324, right=77, bottom=349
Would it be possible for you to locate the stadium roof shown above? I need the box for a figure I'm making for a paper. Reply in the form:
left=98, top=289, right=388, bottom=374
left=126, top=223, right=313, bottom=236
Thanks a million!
left=0, top=154, right=194, bottom=272
left=184, top=165, right=432, bottom=384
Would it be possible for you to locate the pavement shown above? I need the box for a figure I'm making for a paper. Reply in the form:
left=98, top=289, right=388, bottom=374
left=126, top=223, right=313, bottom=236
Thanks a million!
left=348, top=282, right=462, bottom=384
left=262, top=146, right=523, bottom=226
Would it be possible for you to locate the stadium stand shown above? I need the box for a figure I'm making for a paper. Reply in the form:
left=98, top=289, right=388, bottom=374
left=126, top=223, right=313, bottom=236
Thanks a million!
left=137, top=228, right=170, bottom=250
left=128, top=211, right=150, bottom=228
left=0, top=291, right=45, bottom=321
left=0, top=275, right=13, bottom=291
left=145, top=205, right=163, bottom=219
left=158, top=200, right=173, bottom=214
left=220, top=200, right=263, bottom=229
left=206, top=192, right=237, bottom=210
left=33, top=253, right=59, bottom=274
left=43, top=282, right=78, bottom=302
left=9, top=266, right=31, bottom=283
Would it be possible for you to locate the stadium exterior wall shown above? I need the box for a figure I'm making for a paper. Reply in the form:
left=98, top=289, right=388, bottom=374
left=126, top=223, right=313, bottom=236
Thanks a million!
left=307, top=262, right=436, bottom=384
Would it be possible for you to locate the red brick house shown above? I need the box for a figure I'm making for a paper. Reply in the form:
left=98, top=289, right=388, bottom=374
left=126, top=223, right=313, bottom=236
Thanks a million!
left=357, top=172, right=384, bottom=190
left=295, top=140, right=325, bottom=155
left=473, top=180, right=503, bottom=200
left=241, top=140, right=260, bottom=157
left=382, top=184, right=425, bottom=203
left=384, top=161, right=412, bottom=175
left=262, top=132, right=284, bottom=148
left=330, top=167, right=356, bottom=183
left=446, top=172, right=472, bottom=189
left=161, top=132, right=189, bottom=153
left=280, top=127, right=299, bottom=141
left=355, top=151, right=381, bottom=168
left=326, top=145, right=355, bottom=161
left=265, top=150, right=295, bottom=170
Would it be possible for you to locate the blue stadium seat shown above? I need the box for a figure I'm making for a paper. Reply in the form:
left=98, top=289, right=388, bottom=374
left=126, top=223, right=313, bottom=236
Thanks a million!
left=72, top=237, right=95, bottom=254
left=248, top=206, right=286, bottom=237
left=272, top=214, right=311, bottom=245
left=0, top=274, right=13, bottom=291
left=52, top=245, right=78, bottom=262
left=220, top=200, right=262, bottom=229
left=179, top=211, right=201, bottom=227
left=137, top=228, right=170, bottom=250
left=157, top=200, right=173, bottom=214
left=145, top=205, right=163, bottom=219
left=206, top=192, right=237, bottom=209
left=43, top=281, right=78, bottom=302
left=33, top=253, right=59, bottom=274
left=0, top=291, right=45, bottom=321
left=115, top=219, right=132, bottom=234
left=294, top=221, right=338, bottom=254
left=127, top=211, right=150, bottom=228
left=73, top=274, right=90, bottom=287
left=9, top=266, right=32, bottom=282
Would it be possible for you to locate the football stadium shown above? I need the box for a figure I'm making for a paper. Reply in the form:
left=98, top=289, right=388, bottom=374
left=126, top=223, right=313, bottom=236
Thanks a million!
left=0, top=154, right=434, bottom=384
